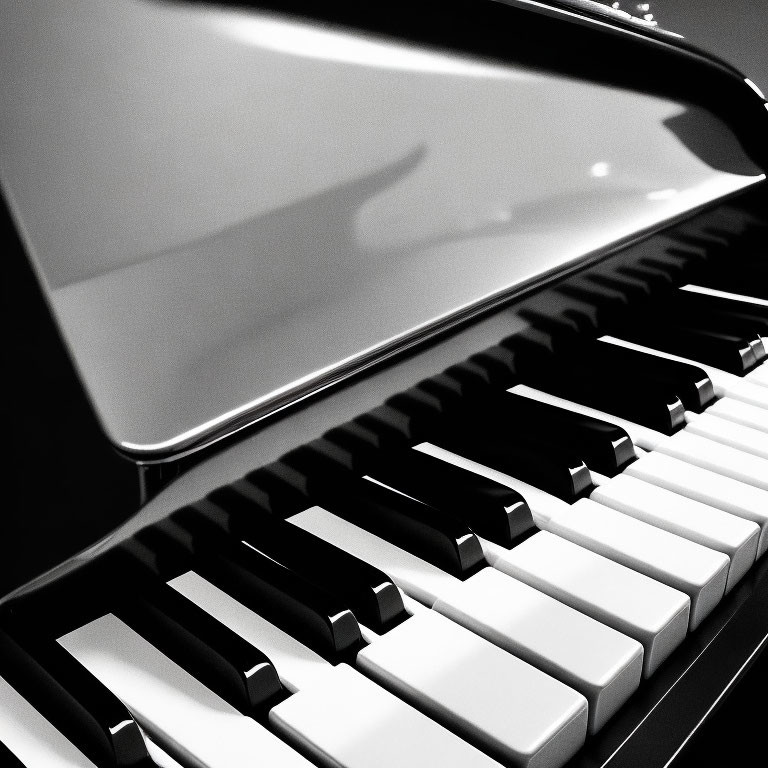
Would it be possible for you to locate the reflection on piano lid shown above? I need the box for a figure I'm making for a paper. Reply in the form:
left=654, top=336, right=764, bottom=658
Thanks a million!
left=0, top=0, right=765, bottom=459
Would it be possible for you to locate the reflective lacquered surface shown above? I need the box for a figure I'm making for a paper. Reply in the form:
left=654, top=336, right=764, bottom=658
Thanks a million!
left=0, top=0, right=762, bottom=457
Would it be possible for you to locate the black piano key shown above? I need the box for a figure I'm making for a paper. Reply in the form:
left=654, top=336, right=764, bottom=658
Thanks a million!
left=152, top=513, right=364, bottom=662
left=690, top=259, right=768, bottom=300
left=465, top=344, right=518, bottom=388
left=584, top=340, right=716, bottom=412
left=614, top=318, right=759, bottom=374
left=508, top=316, right=716, bottom=413
left=321, top=420, right=394, bottom=472
left=668, top=289, right=768, bottom=335
left=0, top=627, right=149, bottom=768
left=111, top=553, right=285, bottom=714
left=501, top=391, right=636, bottom=476
left=640, top=303, right=767, bottom=362
left=286, top=446, right=486, bottom=578
left=0, top=741, right=26, bottom=768
left=587, top=273, right=653, bottom=305
left=371, top=388, right=594, bottom=502
left=424, top=367, right=636, bottom=477
left=196, top=491, right=409, bottom=633
left=338, top=446, right=536, bottom=548
left=515, top=311, right=589, bottom=344
left=618, top=264, right=677, bottom=291
left=243, top=467, right=312, bottom=518
left=509, top=335, right=686, bottom=434
left=638, top=255, right=688, bottom=283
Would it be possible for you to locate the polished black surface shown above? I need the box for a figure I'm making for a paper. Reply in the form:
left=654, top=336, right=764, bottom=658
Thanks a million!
left=153, top=513, right=364, bottom=661
left=194, top=494, right=409, bottom=633
left=508, top=333, right=687, bottom=434
left=377, top=387, right=594, bottom=502
left=588, top=340, right=716, bottom=413
left=670, top=288, right=768, bottom=335
left=0, top=196, right=143, bottom=601
left=0, top=626, right=149, bottom=768
left=319, top=440, right=535, bottom=548
left=616, top=319, right=760, bottom=375
left=285, top=446, right=486, bottom=578
left=418, top=363, right=635, bottom=476
left=688, top=261, right=768, bottom=300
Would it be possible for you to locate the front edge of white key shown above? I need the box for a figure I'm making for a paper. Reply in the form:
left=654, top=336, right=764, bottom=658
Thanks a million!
left=270, top=664, right=511, bottom=768
left=357, top=609, right=588, bottom=766
left=431, top=568, right=642, bottom=733
left=547, top=499, right=728, bottom=629
left=492, top=532, right=689, bottom=677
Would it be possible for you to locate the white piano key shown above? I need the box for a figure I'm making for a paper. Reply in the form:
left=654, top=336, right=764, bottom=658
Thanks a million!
left=490, top=531, right=689, bottom=677
left=599, top=334, right=768, bottom=410
left=269, top=664, right=506, bottom=768
left=0, top=674, right=97, bottom=768
left=625, top=451, right=768, bottom=557
left=357, top=609, right=588, bottom=765
left=427, top=568, right=642, bottom=733
left=58, top=614, right=313, bottom=768
left=290, top=507, right=641, bottom=733
left=591, top=473, right=758, bottom=591
left=707, top=396, right=768, bottom=434
left=415, top=444, right=690, bottom=673
left=659, top=430, right=768, bottom=492
left=144, top=735, right=186, bottom=768
left=169, top=573, right=514, bottom=768
left=414, top=442, right=724, bottom=630
left=169, top=570, right=331, bottom=694
left=545, top=498, right=727, bottom=629
left=746, top=358, right=768, bottom=387
left=293, top=494, right=685, bottom=679
left=685, top=411, right=768, bottom=459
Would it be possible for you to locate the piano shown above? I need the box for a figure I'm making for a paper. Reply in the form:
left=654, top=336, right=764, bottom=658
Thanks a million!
left=2, top=0, right=768, bottom=766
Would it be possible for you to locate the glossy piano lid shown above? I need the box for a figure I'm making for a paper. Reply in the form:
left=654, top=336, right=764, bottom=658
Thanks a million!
left=0, top=0, right=763, bottom=459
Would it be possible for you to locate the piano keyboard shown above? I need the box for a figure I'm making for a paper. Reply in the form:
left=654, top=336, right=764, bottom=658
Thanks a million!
left=5, top=219, right=768, bottom=768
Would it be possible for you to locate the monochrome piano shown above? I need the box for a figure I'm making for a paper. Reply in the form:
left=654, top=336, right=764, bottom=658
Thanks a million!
left=1, top=1, right=768, bottom=767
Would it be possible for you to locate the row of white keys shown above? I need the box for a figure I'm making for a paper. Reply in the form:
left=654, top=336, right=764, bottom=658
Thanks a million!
left=170, top=570, right=580, bottom=768
left=60, top=608, right=504, bottom=768
left=590, top=472, right=759, bottom=592
left=512, top=384, right=768, bottom=556
left=706, top=396, right=768, bottom=433
left=685, top=411, right=768, bottom=460
left=416, top=443, right=726, bottom=630
left=291, top=504, right=646, bottom=731
left=320, top=445, right=681, bottom=680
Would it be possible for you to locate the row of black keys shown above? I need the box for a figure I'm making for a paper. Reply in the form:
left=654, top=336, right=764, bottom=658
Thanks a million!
left=0, top=440, right=542, bottom=768
left=540, top=236, right=768, bottom=376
